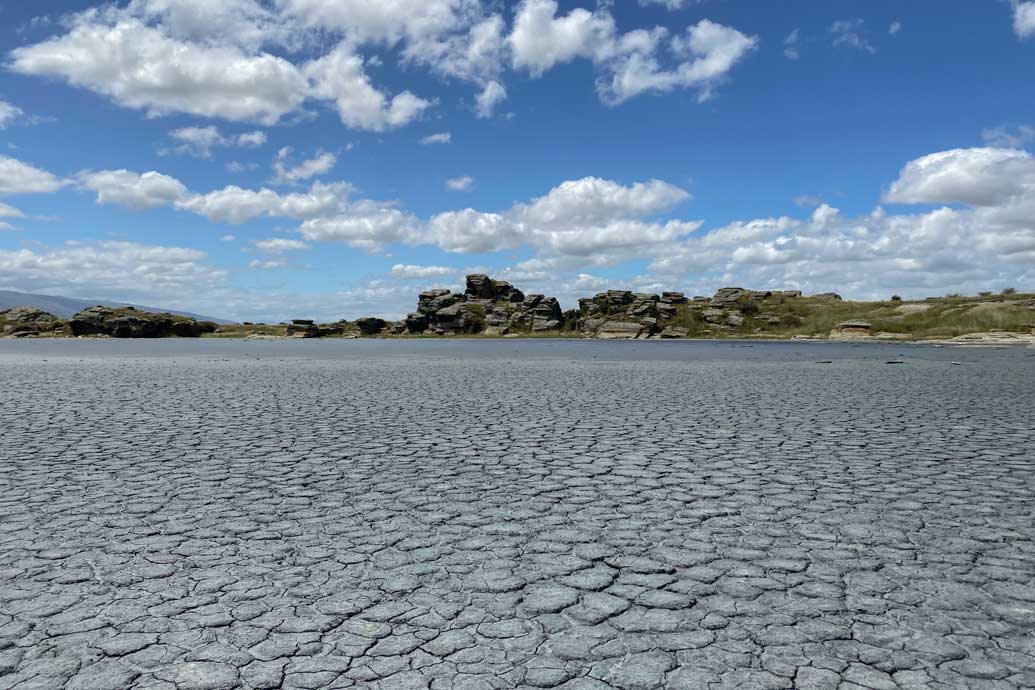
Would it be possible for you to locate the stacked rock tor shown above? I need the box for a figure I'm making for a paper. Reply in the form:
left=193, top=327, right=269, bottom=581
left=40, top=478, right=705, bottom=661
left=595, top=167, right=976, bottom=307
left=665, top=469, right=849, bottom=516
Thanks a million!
left=404, top=275, right=563, bottom=336
left=577, top=291, right=691, bottom=339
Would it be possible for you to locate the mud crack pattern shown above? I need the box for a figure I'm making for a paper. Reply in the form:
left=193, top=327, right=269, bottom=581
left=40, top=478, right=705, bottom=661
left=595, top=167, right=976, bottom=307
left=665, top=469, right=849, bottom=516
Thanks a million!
left=1, top=343, right=1034, bottom=689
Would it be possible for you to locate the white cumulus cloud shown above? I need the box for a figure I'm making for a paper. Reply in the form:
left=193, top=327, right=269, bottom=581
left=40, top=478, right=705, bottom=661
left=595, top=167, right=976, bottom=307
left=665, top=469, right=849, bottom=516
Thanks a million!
left=298, top=202, right=420, bottom=252
left=305, top=43, right=432, bottom=131
left=0, top=156, right=64, bottom=195
left=508, top=1, right=755, bottom=105
left=425, top=176, right=696, bottom=260
left=10, top=18, right=309, bottom=125
left=883, top=148, right=1035, bottom=207
left=78, top=169, right=190, bottom=211
left=178, top=181, right=352, bottom=224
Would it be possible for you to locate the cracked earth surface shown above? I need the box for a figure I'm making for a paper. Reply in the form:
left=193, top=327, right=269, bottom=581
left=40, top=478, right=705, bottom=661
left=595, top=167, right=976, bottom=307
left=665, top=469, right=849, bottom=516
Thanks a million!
left=1, top=340, right=1034, bottom=690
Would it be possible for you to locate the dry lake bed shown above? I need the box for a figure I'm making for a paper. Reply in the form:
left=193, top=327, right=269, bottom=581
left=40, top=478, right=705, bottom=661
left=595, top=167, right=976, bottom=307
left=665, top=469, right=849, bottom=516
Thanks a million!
left=1, top=339, right=1033, bottom=690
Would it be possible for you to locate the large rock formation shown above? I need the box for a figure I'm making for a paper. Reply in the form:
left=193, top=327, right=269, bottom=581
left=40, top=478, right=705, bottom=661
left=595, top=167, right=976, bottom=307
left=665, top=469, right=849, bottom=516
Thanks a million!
left=68, top=306, right=217, bottom=338
left=0, top=307, right=63, bottom=338
left=405, top=275, right=565, bottom=336
left=577, top=291, right=689, bottom=338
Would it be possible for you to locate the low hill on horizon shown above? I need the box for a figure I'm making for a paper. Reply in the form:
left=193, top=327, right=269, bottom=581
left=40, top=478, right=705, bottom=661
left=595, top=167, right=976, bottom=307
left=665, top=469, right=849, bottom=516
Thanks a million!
left=0, top=290, right=233, bottom=324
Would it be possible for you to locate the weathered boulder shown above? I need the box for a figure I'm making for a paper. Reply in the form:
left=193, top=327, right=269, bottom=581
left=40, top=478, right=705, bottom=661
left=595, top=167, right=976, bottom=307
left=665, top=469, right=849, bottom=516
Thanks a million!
left=596, top=321, right=644, bottom=339
left=523, top=296, right=562, bottom=331
left=404, top=313, right=430, bottom=334
left=355, top=317, right=387, bottom=335
left=830, top=320, right=873, bottom=339
left=726, top=312, right=745, bottom=327
left=661, top=292, right=688, bottom=304
left=434, top=303, right=464, bottom=330
left=463, top=274, right=526, bottom=303
left=493, top=280, right=525, bottom=303
left=464, top=274, right=496, bottom=299
left=628, top=294, right=659, bottom=318
left=710, top=287, right=751, bottom=307
left=660, top=326, right=690, bottom=338
left=812, top=292, right=843, bottom=301
left=418, top=289, right=462, bottom=315
left=702, top=308, right=724, bottom=324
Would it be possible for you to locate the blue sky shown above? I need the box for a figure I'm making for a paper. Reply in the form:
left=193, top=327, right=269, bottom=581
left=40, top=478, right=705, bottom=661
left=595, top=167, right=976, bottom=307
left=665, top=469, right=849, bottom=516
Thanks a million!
left=0, top=0, right=1033, bottom=321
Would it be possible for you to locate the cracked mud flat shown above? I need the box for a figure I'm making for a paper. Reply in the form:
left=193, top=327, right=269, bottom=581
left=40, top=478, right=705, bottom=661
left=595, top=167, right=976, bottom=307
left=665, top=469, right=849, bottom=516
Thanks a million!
left=1, top=340, right=1033, bottom=690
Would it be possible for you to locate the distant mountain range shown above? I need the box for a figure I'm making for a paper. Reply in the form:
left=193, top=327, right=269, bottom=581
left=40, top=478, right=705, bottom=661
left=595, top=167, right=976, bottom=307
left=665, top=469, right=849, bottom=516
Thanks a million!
left=0, top=290, right=233, bottom=324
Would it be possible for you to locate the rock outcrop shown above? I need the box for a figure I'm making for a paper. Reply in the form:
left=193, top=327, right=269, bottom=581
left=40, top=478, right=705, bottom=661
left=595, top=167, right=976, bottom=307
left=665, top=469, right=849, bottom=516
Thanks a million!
left=577, top=291, right=689, bottom=338
left=355, top=317, right=387, bottom=335
left=0, top=307, right=63, bottom=337
left=830, top=320, right=874, bottom=339
left=0, top=307, right=60, bottom=323
left=405, top=275, right=564, bottom=336
left=68, top=306, right=217, bottom=338
left=596, top=321, right=646, bottom=339
left=285, top=319, right=353, bottom=338
left=660, top=326, right=690, bottom=338
left=710, top=288, right=752, bottom=307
